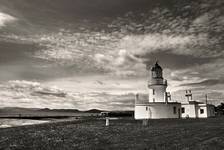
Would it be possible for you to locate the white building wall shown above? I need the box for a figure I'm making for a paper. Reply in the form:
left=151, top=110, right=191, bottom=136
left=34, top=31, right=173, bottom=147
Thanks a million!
left=134, top=105, right=151, bottom=119
left=181, top=104, right=197, bottom=118
left=149, top=104, right=181, bottom=119
left=196, top=105, right=207, bottom=118
left=135, top=104, right=181, bottom=119
left=207, top=105, right=215, bottom=117
left=181, top=104, right=216, bottom=118
left=149, top=85, right=167, bottom=103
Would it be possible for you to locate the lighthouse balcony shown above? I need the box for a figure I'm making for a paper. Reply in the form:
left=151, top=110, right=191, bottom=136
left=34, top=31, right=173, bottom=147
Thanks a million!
left=148, top=79, right=167, bottom=86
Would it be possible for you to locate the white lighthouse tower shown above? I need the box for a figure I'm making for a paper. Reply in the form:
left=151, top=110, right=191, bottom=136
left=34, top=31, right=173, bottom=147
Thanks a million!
left=134, top=61, right=181, bottom=119
left=148, top=62, right=168, bottom=103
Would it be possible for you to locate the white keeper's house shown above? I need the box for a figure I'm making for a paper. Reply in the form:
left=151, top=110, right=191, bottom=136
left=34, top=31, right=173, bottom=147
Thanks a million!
left=181, top=91, right=215, bottom=118
left=134, top=62, right=215, bottom=119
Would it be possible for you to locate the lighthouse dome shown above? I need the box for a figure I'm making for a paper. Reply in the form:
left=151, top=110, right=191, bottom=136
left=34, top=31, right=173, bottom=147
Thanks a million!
left=151, top=61, right=163, bottom=78
left=151, top=62, right=162, bottom=71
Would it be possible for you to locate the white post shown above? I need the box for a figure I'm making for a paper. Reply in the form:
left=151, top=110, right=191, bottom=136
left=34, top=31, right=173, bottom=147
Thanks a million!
left=105, top=117, right=109, bottom=126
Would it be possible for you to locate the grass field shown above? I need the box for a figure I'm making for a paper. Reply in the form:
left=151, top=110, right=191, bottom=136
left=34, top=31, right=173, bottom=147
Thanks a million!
left=0, top=117, right=224, bottom=150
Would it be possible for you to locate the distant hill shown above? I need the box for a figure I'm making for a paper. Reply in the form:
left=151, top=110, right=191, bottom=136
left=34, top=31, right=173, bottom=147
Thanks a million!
left=0, top=107, right=134, bottom=118
left=0, top=107, right=102, bottom=114
left=0, top=107, right=41, bottom=114
left=0, top=107, right=104, bottom=118
left=39, top=108, right=80, bottom=113
left=84, top=109, right=103, bottom=113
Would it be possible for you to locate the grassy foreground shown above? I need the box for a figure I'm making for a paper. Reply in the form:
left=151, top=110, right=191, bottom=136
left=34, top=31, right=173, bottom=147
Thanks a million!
left=0, top=117, right=224, bottom=150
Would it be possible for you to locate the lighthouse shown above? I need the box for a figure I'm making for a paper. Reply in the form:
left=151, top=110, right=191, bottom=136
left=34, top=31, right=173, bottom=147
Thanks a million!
left=148, top=62, right=168, bottom=103
left=134, top=61, right=215, bottom=119
left=134, top=61, right=181, bottom=119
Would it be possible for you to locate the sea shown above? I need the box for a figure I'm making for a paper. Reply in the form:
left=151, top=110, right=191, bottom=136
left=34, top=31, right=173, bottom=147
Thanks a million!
left=0, top=119, right=50, bottom=128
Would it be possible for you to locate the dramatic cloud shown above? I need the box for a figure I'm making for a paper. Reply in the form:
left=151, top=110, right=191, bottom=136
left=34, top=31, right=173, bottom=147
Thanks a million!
left=0, top=80, right=136, bottom=110
left=119, top=33, right=220, bottom=64
left=0, top=12, right=16, bottom=28
left=0, top=0, right=223, bottom=109
left=0, top=80, right=69, bottom=108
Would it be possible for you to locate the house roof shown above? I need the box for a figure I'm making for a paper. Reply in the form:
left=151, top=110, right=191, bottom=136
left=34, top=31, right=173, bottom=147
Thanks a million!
left=135, top=101, right=181, bottom=106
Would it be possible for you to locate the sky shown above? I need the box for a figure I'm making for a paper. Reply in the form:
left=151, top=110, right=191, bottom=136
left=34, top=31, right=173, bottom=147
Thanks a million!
left=0, top=0, right=223, bottom=110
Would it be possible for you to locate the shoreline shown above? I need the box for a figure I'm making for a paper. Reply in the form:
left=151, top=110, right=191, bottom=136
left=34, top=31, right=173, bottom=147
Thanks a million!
left=0, top=116, right=81, bottom=129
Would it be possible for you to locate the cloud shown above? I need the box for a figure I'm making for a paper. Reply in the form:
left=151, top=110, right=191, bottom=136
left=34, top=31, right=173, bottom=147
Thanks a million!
left=8, top=80, right=67, bottom=97
left=9, top=80, right=41, bottom=89
left=0, top=12, right=16, bottom=28
left=0, top=80, right=137, bottom=110
left=95, top=80, right=104, bottom=85
left=94, top=49, right=144, bottom=77
left=1, top=1, right=223, bottom=79
left=121, top=34, right=193, bottom=54
left=180, top=79, right=224, bottom=87
left=120, top=33, right=221, bottom=60
left=164, top=58, right=224, bottom=103
left=0, top=80, right=70, bottom=109
left=0, top=0, right=223, bottom=109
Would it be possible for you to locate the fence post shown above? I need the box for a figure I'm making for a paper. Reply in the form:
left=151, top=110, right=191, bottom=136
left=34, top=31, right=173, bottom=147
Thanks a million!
left=142, top=119, right=149, bottom=126
left=106, top=117, right=109, bottom=126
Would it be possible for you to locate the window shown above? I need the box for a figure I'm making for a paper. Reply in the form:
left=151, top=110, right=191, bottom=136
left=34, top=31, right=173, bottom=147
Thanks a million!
left=200, top=109, right=204, bottom=114
left=173, top=107, right=177, bottom=114
left=153, top=89, right=155, bottom=95
left=181, top=107, right=185, bottom=113
left=146, top=107, right=148, bottom=111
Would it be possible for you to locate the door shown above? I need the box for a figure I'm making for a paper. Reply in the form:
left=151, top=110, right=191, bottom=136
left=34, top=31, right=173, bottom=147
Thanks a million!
left=178, top=108, right=181, bottom=118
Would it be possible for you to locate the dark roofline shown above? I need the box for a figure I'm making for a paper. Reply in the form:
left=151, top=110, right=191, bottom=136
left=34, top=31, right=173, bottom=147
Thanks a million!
left=135, top=102, right=181, bottom=106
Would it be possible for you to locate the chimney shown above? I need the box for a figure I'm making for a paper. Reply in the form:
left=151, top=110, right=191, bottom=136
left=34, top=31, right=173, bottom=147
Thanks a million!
left=135, top=93, right=139, bottom=104
left=205, top=94, right=208, bottom=104
left=185, top=90, right=192, bottom=102
left=165, top=92, right=171, bottom=104
left=165, top=92, right=168, bottom=104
